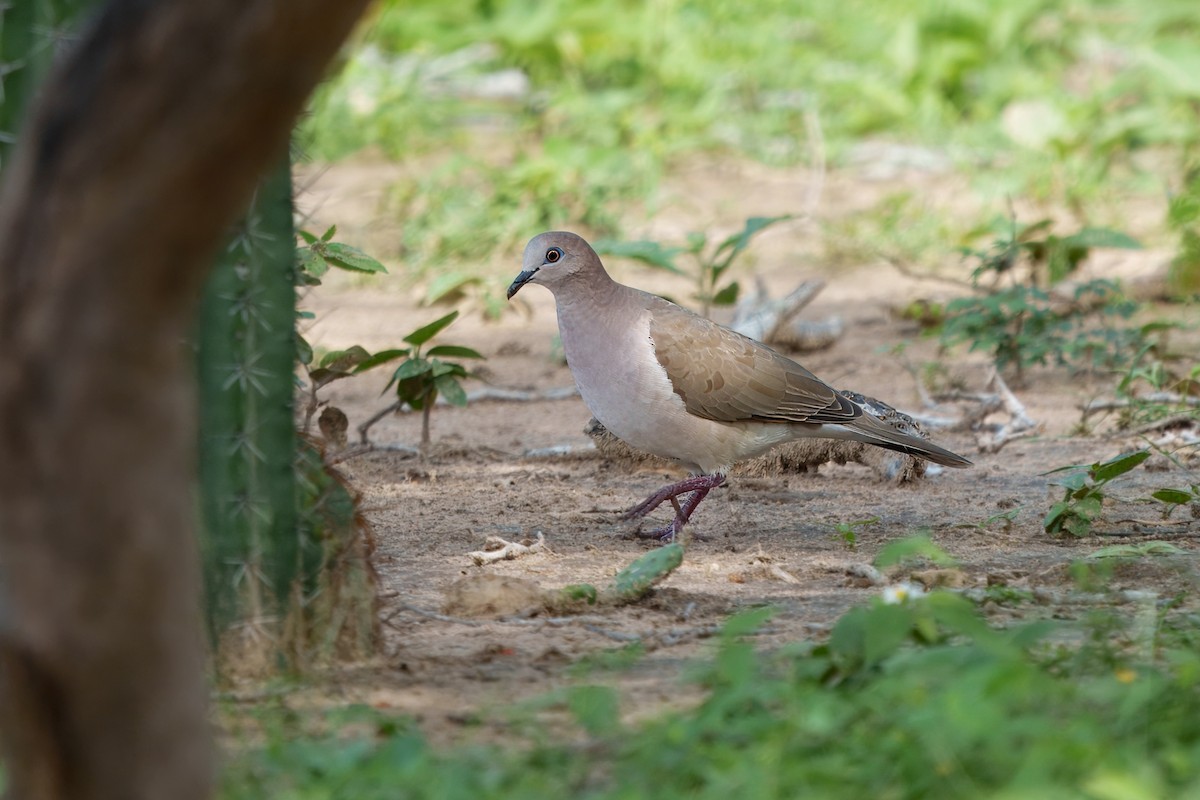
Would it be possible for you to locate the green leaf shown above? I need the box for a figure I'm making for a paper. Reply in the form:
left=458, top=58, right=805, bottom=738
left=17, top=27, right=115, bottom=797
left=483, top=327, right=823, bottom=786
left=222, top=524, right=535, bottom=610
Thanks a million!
left=874, top=534, right=957, bottom=568
left=1151, top=488, right=1194, bottom=505
left=352, top=348, right=410, bottom=373
left=394, top=358, right=432, bottom=380
left=828, top=607, right=868, bottom=669
left=318, top=345, right=372, bottom=372
left=404, top=311, right=459, bottom=346
left=297, top=247, right=328, bottom=280
left=430, top=359, right=467, bottom=378
left=321, top=224, right=337, bottom=242
left=1073, top=494, right=1104, bottom=521
left=308, top=368, right=355, bottom=389
left=711, top=281, right=740, bottom=306
left=297, top=229, right=319, bottom=245
left=863, top=604, right=915, bottom=666
left=1064, top=515, right=1093, bottom=537
left=592, top=239, right=686, bottom=274
left=1090, top=450, right=1151, bottom=483
left=435, top=374, right=468, bottom=406
left=1089, top=541, right=1186, bottom=559
left=1043, top=501, right=1070, bottom=533
left=296, top=335, right=314, bottom=367
left=426, top=344, right=485, bottom=359
left=322, top=242, right=387, bottom=273
left=927, top=592, right=997, bottom=643
left=711, top=215, right=792, bottom=269
left=1053, top=472, right=1089, bottom=492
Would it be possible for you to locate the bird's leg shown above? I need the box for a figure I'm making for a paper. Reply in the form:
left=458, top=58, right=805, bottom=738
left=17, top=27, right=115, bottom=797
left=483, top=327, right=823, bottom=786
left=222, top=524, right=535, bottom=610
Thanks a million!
left=621, top=474, right=726, bottom=520
left=629, top=474, right=726, bottom=543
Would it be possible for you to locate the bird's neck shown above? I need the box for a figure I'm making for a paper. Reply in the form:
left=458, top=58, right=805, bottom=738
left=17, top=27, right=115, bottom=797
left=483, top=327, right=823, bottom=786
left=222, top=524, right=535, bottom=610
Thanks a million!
left=554, top=272, right=625, bottom=316
left=554, top=276, right=638, bottom=359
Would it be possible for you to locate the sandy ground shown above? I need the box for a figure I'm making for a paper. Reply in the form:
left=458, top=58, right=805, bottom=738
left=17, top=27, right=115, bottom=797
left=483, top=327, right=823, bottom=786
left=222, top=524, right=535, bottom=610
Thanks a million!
left=289, top=156, right=1199, bottom=743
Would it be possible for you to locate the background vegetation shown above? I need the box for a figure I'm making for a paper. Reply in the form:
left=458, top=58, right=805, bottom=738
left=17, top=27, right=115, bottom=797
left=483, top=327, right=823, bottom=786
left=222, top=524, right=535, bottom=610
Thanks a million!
left=304, top=0, right=1200, bottom=288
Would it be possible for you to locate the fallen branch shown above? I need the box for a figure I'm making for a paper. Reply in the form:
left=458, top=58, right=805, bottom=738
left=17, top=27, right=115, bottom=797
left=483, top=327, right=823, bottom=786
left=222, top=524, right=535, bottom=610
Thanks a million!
left=357, top=386, right=579, bottom=444
left=467, top=533, right=550, bottom=566
left=729, top=277, right=844, bottom=352
left=932, top=367, right=1040, bottom=452
left=325, top=442, right=420, bottom=465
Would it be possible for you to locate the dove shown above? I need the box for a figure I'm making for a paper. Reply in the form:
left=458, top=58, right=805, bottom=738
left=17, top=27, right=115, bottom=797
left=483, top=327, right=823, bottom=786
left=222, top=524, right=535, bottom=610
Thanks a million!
left=507, top=231, right=970, bottom=541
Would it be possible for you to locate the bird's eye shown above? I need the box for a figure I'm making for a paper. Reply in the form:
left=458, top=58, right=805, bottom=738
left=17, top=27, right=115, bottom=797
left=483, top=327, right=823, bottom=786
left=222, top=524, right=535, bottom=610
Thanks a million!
left=545, top=247, right=563, bottom=263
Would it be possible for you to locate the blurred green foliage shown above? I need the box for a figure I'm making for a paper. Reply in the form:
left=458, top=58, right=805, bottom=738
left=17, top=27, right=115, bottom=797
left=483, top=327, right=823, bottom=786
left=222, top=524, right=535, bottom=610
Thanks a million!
left=222, top=587, right=1200, bottom=798
left=315, top=0, right=1200, bottom=156
left=301, top=0, right=1200, bottom=268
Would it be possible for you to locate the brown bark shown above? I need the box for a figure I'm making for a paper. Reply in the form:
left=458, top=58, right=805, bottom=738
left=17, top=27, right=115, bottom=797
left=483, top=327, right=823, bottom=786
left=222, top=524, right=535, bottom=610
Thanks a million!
left=0, top=1, right=371, bottom=798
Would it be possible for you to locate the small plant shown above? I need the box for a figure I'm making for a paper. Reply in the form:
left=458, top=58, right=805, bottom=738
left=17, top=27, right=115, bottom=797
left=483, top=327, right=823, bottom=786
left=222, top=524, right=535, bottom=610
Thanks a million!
left=356, top=311, right=483, bottom=449
left=831, top=516, right=880, bottom=549
left=1111, top=338, right=1198, bottom=429
left=595, top=215, right=791, bottom=317
left=294, top=226, right=387, bottom=430
left=294, top=228, right=486, bottom=450
left=974, top=507, right=1022, bottom=531
left=937, top=214, right=1144, bottom=382
left=1043, top=450, right=1151, bottom=537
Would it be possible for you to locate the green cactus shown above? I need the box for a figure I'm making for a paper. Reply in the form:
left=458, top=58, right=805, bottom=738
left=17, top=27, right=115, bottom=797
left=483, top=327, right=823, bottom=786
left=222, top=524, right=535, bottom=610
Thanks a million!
left=1, top=0, right=89, bottom=170
left=196, top=159, right=301, bottom=654
left=197, top=161, right=379, bottom=672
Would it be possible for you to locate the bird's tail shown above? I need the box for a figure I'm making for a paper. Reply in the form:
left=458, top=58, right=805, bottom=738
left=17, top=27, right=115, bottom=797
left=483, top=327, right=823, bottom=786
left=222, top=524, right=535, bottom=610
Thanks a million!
left=820, top=411, right=972, bottom=468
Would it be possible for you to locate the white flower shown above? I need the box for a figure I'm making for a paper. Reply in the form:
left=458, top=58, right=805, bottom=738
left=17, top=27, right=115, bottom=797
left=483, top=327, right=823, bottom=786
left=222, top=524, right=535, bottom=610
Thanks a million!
left=881, top=581, right=927, bottom=605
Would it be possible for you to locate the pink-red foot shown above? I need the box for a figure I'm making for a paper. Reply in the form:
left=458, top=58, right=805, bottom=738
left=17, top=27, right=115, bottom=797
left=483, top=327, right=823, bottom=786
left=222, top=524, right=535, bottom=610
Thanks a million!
left=622, top=474, right=726, bottom=520
left=626, top=474, right=726, bottom=543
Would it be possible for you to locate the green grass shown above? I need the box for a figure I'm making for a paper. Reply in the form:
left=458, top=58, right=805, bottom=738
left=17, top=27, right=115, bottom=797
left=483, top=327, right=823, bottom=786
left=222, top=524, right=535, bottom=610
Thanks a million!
left=221, top=597, right=1200, bottom=799
left=302, top=0, right=1200, bottom=271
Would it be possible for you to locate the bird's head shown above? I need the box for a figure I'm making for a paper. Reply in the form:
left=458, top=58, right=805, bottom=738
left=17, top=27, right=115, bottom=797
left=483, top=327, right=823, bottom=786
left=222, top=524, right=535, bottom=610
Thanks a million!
left=506, top=231, right=600, bottom=299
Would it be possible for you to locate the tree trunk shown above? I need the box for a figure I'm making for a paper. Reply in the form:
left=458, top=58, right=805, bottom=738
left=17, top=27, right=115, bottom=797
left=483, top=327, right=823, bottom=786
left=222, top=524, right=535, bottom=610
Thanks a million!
left=0, top=0, right=370, bottom=798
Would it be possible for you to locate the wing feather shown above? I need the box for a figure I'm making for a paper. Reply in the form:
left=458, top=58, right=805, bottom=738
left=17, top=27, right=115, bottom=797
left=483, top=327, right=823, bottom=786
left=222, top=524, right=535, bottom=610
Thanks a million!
left=647, top=299, right=858, bottom=425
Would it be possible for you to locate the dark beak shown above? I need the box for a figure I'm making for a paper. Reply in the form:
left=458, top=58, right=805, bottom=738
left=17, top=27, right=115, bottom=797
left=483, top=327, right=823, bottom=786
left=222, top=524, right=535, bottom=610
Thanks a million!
left=506, top=268, right=538, bottom=300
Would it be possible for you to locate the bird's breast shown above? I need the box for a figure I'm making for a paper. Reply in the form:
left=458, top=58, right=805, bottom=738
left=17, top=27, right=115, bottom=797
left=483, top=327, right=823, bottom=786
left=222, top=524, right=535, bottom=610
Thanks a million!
left=557, top=302, right=772, bottom=474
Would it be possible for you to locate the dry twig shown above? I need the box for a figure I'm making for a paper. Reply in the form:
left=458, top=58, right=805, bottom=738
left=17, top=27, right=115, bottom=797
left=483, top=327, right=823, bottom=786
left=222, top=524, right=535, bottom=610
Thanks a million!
left=467, top=532, right=550, bottom=566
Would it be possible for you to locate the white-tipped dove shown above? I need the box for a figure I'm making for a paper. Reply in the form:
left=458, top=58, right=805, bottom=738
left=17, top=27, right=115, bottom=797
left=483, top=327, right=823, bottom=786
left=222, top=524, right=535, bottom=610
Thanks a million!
left=507, top=231, right=971, bottom=541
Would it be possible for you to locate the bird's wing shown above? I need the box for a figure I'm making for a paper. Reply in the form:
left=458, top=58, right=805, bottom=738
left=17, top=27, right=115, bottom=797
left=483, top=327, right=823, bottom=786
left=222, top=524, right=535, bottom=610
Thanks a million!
left=647, top=298, right=859, bottom=425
